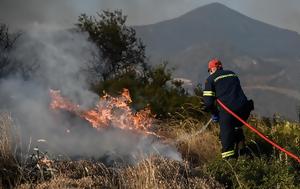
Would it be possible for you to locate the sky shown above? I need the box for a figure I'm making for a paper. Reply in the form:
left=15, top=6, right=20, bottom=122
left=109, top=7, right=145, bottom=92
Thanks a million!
left=1, top=0, right=300, bottom=33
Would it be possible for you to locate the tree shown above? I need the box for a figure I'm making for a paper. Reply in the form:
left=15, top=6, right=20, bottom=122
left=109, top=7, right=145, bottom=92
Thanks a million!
left=0, top=24, right=37, bottom=80
left=77, top=10, right=147, bottom=80
left=0, top=24, right=20, bottom=78
left=147, top=63, right=172, bottom=87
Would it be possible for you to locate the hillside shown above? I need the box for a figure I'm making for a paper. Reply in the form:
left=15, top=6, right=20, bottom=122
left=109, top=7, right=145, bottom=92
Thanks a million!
left=134, top=3, right=300, bottom=120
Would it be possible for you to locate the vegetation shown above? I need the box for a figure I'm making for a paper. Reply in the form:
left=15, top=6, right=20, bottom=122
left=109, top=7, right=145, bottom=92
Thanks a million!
left=0, top=11, right=300, bottom=189
left=77, top=10, right=147, bottom=81
left=76, top=10, right=204, bottom=119
left=0, top=113, right=22, bottom=187
left=0, top=112, right=299, bottom=188
left=0, top=24, right=20, bottom=78
left=0, top=23, right=38, bottom=79
left=91, top=63, right=204, bottom=119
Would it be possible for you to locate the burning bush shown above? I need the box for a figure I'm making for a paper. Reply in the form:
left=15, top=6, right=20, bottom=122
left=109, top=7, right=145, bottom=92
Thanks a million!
left=49, top=88, right=154, bottom=134
left=91, top=64, right=206, bottom=119
left=48, top=88, right=182, bottom=164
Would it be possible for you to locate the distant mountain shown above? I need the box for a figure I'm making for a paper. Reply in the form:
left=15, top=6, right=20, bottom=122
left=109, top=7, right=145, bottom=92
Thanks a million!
left=134, top=3, right=300, bottom=120
left=136, top=3, right=300, bottom=58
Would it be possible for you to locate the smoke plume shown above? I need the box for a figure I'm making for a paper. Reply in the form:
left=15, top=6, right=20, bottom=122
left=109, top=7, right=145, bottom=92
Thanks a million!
left=0, top=25, right=181, bottom=164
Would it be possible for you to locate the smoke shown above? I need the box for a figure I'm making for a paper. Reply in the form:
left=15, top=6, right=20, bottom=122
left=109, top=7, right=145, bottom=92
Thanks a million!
left=0, top=25, right=181, bottom=164
left=0, top=0, right=78, bottom=30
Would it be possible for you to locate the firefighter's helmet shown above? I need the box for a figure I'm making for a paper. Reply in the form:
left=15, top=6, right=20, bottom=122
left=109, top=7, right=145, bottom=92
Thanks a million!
left=208, top=58, right=222, bottom=72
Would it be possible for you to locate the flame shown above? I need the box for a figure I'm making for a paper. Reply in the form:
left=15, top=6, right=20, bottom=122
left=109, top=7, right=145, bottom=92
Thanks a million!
left=49, top=89, right=155, bottom=135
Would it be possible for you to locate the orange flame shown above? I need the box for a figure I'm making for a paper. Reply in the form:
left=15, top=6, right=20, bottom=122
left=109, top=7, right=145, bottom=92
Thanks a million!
left=49, top=89, right=155, bottom=135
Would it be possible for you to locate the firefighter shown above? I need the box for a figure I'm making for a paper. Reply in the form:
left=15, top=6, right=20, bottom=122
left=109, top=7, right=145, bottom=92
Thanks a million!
left=203, top=58, right=254, bottom=159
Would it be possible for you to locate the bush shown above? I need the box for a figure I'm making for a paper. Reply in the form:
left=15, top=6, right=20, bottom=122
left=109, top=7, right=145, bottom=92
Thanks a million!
left=205, top=156, right=298, bottom=189
left=91, top=63, right=206, bottom=119
left=193, top=115, right=300, bottom=189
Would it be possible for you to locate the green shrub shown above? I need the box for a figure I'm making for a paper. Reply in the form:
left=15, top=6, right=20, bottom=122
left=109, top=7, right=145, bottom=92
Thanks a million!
left=91, top=64, right=206, bottom=120
left=201, top=116, right=300, bottom=189
left=204, top=156, right=298, bottom=189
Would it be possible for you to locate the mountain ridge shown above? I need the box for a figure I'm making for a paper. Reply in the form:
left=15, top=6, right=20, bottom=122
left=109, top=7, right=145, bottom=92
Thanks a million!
left=134, top=3, right=300, bottom=120
left=135, top=3, right=300, bottom=58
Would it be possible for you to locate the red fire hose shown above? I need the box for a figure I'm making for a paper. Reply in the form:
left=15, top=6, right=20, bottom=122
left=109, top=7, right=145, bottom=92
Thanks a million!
left=217, top=99, right=300, bottom=163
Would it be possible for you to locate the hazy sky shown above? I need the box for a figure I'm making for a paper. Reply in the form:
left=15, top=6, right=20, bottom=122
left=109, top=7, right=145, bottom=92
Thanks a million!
left=1, top=0, right=300, bottom=33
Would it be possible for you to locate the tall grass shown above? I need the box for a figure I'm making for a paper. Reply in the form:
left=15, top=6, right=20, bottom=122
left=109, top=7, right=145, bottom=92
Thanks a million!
left=18, top=158, right=224, bottom=189
left=0, top=112, right=21, bottom=188
left=157, top=117, right=221, bottom=166
left=1, top=112, right=300, bottom=188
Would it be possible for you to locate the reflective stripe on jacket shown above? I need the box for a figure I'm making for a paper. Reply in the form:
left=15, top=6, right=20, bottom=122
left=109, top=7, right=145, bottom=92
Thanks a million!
left=203, top=69, right=248, bottom=113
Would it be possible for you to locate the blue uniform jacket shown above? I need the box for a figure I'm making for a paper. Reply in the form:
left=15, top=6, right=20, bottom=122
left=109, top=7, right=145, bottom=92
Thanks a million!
left=203, top=69, right=248, bottom=114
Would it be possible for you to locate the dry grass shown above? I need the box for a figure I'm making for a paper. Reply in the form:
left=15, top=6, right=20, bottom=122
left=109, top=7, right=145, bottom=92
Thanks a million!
left=0, top=112, right=15, bottom=160
left=0, top=112, right=22, bottom=188
left=1, top=111, right=299, bottom=188
left=0, top=112, right=226, bottom=188
left=0, top=113, right=224, bottom=189
left=157, top=117, right=221, bottom=166
left=17, top=176, right=90, bottom=189
left=17, top=158, right=224, bottom=189
left=120, top=157, right=223, bottom=189
left=121, top=158, right=185, bottom=189
left=177, top=131, right=220, bottom=166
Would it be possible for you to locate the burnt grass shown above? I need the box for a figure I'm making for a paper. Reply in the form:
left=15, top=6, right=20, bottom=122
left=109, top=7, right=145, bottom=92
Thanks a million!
left=1, top=113, right=300, bottom=188
left=3, top=158, right=224, bottom=188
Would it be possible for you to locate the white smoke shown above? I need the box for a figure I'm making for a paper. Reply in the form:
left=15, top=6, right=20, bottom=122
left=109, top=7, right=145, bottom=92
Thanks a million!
left=0, top=24, right=181, bottom=164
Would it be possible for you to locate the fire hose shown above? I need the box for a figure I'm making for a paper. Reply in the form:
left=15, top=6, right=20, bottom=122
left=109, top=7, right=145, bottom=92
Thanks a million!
left=175, top=118, right=212, bottom=142
left=217, top=99, right=300, bottom=163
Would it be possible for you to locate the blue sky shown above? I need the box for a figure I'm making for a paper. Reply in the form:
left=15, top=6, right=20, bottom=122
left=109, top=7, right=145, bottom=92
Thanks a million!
left=1, top=0, right=300, bottom=33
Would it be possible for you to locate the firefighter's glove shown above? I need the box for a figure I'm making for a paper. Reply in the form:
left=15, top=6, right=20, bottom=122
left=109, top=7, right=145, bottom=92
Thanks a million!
left=211, top=114, right=219, bottom=123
